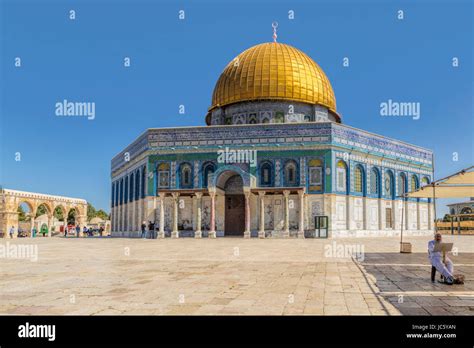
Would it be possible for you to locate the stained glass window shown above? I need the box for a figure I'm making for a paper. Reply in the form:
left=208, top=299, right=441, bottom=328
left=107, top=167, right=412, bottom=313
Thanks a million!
left=411, top=175, right=418, bottom=192
left=354, top=166, right=363, bottom=193
left=398, top=173, right=406, bottom=196
left=284, top=161, right=297, bottom=186
left=384, top=171, right=393, bottom=199
left=370, top=168, right=379, bottom=195
left=260, top=162, right=272, bottom=186
left=180, top=163, right=192, bottom=188
left=336, top=160, right=347, bottom=193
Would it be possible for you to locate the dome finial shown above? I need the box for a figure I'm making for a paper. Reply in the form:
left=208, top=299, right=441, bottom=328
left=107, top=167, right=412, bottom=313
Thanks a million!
left=272, top=21, right=278, bottom=42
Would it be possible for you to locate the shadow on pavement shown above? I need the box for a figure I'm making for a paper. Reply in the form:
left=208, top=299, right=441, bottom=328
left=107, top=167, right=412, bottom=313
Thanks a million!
left=359, top=253, right=474, bottom=315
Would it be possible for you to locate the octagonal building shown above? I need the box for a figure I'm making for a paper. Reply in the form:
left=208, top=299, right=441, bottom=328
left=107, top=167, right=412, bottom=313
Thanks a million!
left=110, top=42, right=434, bottom=238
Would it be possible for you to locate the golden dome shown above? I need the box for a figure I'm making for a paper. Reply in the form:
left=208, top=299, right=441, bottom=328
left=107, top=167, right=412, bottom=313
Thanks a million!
left=210, top=42, right=337, bottom=114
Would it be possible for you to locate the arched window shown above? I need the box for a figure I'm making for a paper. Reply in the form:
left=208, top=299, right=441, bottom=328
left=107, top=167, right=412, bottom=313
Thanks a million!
left=370, top=168, right=380, bottom=196
left=354, top=165, right=364, bottom=194
left=336, top=160, right=348, bottom=193
left=284, top=160, right=298, bottom=186
left=157, top=163, right=170, bottom=189
left=260, top=161, right=273, bottom=186
left=180, top=163, right=193, bottom=188
left=384, top=171, right=394, bottom=199
left=129, top=173, right=134, bottom=202
left=398, top=173, right=407, bottom=197
left=202, top=162, right=216, bottom=188
left=421, top=176, right=430, bottom=186
left=410, top=175, right=419, bottom=192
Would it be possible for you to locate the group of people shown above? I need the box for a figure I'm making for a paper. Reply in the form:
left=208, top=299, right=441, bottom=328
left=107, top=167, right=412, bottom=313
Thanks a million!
left=141, top=221, right=157, bottom=239
left=64, top=225, right=105, bottom=237
left=8, top=226, right=46, bottom=238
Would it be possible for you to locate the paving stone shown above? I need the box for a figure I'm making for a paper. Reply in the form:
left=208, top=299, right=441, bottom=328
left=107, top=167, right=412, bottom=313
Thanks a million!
left=1, top=236, right=472, bottom=315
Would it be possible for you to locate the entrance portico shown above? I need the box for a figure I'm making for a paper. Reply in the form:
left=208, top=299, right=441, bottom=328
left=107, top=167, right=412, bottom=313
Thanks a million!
left=155, top=183, right=306, bottom=239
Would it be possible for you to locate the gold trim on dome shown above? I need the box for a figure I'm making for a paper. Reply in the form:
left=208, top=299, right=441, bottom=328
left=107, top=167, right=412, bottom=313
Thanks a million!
left=210, top=42, right=337, bottom=113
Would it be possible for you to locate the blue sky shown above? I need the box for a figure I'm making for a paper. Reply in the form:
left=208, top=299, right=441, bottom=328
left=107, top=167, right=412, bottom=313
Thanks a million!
left=1, top=0, right=472, bottom=216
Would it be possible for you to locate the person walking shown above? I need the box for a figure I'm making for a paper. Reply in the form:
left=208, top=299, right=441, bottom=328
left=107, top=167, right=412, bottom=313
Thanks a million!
left=9, top=226, right=15, bottom=238
left=32, top=227, right=37, bottom=238
left=75, top=225, right=80, bottom=238
left=141, top=222, right=146, bottom=238
left=83, top=226, right=88, bottom=237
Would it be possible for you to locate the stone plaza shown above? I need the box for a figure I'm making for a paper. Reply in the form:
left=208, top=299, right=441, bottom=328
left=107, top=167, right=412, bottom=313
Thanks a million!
left=0, top=235, right=472, bottom=315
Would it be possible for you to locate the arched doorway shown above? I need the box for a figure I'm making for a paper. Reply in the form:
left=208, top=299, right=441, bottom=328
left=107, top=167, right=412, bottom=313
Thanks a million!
left=223, top=174, right=245, bottom=236
left=67, top=208, right=77, bottom=226
left=17, top=202, right=33, bottom=237
left=54, top=206, right=67, bottom=233
left=35, top=203, right=52, bottom=237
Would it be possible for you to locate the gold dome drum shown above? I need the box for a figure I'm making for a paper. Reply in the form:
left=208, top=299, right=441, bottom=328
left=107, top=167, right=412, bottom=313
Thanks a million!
left=210, top=42, right=337, bottom=114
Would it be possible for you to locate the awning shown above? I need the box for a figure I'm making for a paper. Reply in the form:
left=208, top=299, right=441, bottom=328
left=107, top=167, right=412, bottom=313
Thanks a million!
left=405, top=166, right=474, bottom=198
left=442, top=171, right=474, bottom=185
left=406, top=185, right=474, bottom=198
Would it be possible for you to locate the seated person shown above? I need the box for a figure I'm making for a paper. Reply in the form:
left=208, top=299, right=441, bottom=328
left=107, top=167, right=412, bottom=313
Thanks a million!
left=428, top=233, right=454, bottom=285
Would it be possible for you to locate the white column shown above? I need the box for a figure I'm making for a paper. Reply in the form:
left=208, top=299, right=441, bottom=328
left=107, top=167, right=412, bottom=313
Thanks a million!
left=346, top=195, right=351, bottom=231
left=416, top=201, right=421, bottom=230
left=209, top=191, right=216, bottom=238
left=378, top=199, right=383, bottom=230
left=158, top=194, right=165, bottom=238
left=48, top=215, right=53, bottom=237
left=131, top=201, right=135, bottom=233
left=298, top=190, right=305, bottom=239
left=195, top=192, right=202, bottom=238
left=428, top=202, right=433, bottom=231
left=258, top=191, right=265, bottom=239
left=405, top=200, right=409, bottom=230
left=30, top=216, right=34, bottom=238
left=283, top=190, right=290, bottom=238
left=362, top=196, right=367, bottom=230
left=244, top=190, right=251, bottom=238
left=171, top=192, right=179, bottom=238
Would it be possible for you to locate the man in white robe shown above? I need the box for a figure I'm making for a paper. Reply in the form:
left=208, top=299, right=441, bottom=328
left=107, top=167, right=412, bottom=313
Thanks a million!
left=428, top=233, right=454, bottom=285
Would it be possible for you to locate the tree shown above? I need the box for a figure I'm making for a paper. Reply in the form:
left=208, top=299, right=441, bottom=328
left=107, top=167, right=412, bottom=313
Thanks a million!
left=442, top=214, right=452, bottom=222
left=96, top=209, right=110, bottom=220
left=35, top=204, right=48, bottom=218
left=17, top=205, right=27, bottom=222
left=87, top=203, right=110, bottom=221
left=53, top=207, right=65, bottom=221
left=87, top=203, right=97, bottom=221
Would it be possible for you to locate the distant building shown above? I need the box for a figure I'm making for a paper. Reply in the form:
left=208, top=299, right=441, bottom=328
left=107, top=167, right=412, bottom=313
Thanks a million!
left=447, top=198, right=474, bottom=215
